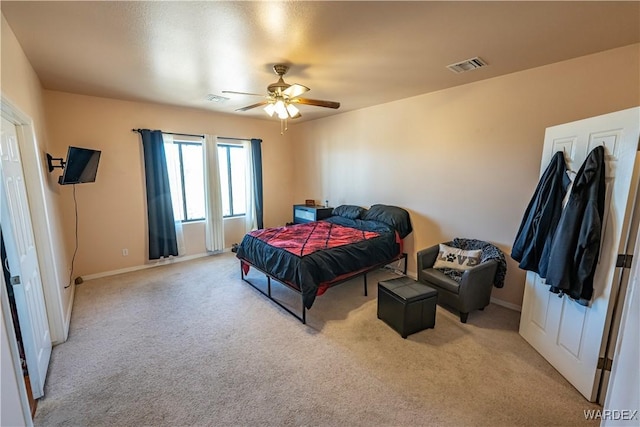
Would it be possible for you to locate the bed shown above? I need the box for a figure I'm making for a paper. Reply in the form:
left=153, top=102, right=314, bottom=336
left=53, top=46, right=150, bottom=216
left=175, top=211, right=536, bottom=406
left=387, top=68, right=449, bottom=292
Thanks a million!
left=236, top=204, right=412, bottom=323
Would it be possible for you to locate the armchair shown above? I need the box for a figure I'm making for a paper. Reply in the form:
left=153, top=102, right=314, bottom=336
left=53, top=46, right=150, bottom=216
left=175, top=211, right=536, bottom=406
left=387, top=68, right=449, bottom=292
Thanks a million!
left=417, top=240, right=502, bottom=323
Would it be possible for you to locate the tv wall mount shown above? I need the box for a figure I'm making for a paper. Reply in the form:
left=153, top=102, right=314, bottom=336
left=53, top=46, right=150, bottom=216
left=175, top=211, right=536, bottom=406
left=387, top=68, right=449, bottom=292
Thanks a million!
left=46, top=153, right=65, bottom=172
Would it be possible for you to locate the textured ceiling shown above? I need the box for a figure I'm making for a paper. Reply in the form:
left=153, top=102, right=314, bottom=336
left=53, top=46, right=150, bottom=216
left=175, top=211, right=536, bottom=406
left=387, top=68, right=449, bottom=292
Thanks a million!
left=2, top=1, right=639, bottom=122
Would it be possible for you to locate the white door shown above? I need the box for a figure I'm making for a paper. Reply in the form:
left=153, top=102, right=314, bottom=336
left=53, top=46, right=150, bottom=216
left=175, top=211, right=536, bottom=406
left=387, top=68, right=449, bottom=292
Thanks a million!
left=519, top=107, right=640, bottom=402
left=0, top=117, right=51, bottom=399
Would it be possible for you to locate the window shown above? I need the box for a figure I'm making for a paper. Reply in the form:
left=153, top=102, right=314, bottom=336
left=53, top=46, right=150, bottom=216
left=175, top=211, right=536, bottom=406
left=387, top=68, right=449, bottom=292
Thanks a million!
left=166, top=141, right=205, bottom=221
left=164, top=139, right=247, bottom=221
left=218, top=144, right=246, bottom=217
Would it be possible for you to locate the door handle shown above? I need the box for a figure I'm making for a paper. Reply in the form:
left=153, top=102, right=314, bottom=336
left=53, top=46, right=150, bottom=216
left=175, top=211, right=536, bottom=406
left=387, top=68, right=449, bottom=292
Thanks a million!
left=10, top=275, right=20, bottom=286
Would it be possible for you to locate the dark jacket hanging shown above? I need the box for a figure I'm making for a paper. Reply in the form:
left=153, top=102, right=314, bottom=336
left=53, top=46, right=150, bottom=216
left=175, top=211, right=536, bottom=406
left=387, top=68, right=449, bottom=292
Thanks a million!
left=511, top=151, right=570, bottom=276
left=545, top=145, right=606, bottom=306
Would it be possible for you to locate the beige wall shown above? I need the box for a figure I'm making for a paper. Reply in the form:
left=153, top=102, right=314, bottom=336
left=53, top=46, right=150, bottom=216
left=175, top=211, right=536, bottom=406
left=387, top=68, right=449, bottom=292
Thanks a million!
left=1, top=14, right=72, bottom=342
left=43, top=91, right=294, bottom=277
left=290, top=44, right=640, bottom=308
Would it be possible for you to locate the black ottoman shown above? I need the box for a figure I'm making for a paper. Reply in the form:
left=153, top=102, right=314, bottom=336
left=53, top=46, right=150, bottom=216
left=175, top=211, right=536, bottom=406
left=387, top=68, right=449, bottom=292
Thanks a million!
left=377, top=276, right=438, bottom=338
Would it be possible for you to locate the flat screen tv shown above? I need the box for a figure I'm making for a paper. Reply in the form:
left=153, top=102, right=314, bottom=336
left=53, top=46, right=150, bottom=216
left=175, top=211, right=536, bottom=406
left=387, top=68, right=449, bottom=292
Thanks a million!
left=58, top=146, right=101, bottom=185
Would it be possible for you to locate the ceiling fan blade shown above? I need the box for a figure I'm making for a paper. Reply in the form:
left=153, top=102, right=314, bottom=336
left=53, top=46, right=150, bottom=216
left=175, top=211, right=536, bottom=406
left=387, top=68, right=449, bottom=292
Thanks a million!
left=222, top=90, right=265, bottom=97
left=236, top=101, right=269, bottom=112
left=292, top=98, right=340, bottom=109
left=282, top=83, right=310, bottom=98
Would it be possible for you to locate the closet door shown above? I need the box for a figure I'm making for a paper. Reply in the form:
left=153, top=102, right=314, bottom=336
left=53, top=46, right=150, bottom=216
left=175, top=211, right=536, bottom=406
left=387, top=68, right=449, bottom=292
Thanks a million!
left=519, top=107, right=639, bottom=402
left=0, top=117, right=51, bottom=398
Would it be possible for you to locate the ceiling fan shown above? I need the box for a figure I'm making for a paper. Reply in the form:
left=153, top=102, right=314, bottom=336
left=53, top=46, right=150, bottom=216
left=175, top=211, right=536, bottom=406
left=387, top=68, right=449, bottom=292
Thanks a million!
left=222, top=64, right=340, bottom=132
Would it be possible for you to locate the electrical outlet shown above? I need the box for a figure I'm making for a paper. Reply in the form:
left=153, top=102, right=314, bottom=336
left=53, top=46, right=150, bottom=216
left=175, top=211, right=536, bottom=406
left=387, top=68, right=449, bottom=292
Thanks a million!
left=122, top=248, right=128, bottom=256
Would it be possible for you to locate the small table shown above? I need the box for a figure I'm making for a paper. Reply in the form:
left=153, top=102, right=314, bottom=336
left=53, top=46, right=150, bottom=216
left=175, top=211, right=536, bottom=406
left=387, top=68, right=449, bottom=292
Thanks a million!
left=377, top=276, right=438, bottom=338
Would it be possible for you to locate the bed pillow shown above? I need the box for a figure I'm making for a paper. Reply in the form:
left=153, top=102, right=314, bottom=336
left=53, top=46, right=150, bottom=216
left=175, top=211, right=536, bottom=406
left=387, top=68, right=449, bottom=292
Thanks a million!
left=433, top=244, right=482, bottom=271
left=332, top=204, right=366, bottom=220
left=361, top=204, right=413, bottom=238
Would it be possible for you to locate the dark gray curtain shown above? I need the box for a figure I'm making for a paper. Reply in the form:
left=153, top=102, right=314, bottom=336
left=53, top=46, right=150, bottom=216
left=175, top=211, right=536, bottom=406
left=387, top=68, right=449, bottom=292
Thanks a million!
left=140, top=130, right=178, bottom=259
left=250, top=138, right=264, bottom=229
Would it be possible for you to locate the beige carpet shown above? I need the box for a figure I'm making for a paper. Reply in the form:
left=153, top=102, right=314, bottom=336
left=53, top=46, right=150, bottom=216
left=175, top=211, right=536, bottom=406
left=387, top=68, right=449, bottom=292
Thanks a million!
left=34, top=252, right=599, bottom=426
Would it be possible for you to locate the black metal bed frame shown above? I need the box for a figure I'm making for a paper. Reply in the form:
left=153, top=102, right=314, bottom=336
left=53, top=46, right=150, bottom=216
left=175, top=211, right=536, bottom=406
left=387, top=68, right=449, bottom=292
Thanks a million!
left=240, top=253, right=408, bottom=324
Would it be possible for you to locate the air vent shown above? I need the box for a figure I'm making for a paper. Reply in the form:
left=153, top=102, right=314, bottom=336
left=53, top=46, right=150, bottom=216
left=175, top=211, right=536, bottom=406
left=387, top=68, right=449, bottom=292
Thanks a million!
left=206, top=94, right=230, bottom=102
left=446, top=57, right=488, bottom=74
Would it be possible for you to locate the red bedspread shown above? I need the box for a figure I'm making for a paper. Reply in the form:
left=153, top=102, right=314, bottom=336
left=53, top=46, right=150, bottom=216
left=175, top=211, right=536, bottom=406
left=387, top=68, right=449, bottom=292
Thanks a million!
left=247, top=221, right=380, bottom=257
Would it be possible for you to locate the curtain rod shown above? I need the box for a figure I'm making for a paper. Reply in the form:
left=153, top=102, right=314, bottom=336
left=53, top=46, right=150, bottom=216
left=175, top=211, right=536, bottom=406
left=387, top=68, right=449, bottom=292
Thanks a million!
left=131, top=129, right=250, bottom=142
left=132, top=128, right=203, bottom=138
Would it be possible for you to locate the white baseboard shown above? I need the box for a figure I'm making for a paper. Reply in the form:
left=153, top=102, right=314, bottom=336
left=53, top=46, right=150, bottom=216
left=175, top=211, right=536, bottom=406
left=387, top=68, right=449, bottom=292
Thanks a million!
left=62, top=284, right=74, bottom=343
left=81, top=251, right=227, bottom=282
left=400, top=269, right=522, bottom=312
left=490, top=297, right=522, bottom=312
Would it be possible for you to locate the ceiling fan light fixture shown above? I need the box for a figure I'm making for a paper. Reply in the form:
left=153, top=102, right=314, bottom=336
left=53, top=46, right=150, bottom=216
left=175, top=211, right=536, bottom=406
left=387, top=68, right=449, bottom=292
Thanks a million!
left=264, top=103, right=276, bottom=117
left=274, top=99, right=288, bottom=119
left=286, top=103, right=299, bottom=118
